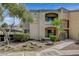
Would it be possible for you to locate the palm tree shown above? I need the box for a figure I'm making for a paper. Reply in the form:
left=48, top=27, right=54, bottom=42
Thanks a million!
left=0, top=3, right=33, bottom=45
left=51, top=18, right=64, bottom=41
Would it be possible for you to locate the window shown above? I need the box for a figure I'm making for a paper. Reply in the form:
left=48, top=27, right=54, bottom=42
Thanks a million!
left=46, top=17, right=55, bottom=22
left=45, top=13, right=58, bottom=22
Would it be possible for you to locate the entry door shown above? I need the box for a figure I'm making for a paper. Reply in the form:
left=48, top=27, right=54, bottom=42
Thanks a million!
left=47, top=29, right=52, bottom=37
left=45, top=29, right=56, bottom=37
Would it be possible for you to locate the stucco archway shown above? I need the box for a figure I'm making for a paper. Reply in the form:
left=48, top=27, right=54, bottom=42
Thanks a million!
left=45, top=13, right=58, bottom=22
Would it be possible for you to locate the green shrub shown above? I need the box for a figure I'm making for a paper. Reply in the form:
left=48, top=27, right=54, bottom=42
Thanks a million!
left=49, top=34, right=57, bottom=42
left=13, top=33, right=30, bottom=42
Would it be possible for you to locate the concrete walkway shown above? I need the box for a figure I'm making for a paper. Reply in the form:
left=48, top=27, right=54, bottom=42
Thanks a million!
left=60, top=50, right=79, bottom=56
left=37, top=40, right=74, bottom=56
left=53, top=41, right=74, bottom=50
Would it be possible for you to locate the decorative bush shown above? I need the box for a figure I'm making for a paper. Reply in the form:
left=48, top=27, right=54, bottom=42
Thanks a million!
left=13, top=33, right=30, bottom=42
left=49, top=34, right=57, bottom=42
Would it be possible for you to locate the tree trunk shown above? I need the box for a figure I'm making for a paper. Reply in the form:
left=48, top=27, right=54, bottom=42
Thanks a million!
left=7, top=17, right=15, bottom=44
left=1, top=28, right=9, bottom=45
left=57, top=29, right=61, bottom=41
left=4, top=18, right=15, bottom=45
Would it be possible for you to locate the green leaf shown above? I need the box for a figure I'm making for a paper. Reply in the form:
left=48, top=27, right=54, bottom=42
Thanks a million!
left=51, top=18, right=61, bottom=26
left=58, top=28, right=64, bottom=32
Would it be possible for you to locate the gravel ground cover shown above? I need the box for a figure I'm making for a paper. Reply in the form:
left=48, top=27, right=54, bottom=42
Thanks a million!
left=0, top=41, right=54, bottom=52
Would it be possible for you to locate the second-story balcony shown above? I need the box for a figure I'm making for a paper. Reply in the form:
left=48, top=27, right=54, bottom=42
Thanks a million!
left=45, top=19, right=69, bottom=29
left=61, top=20, right=69, bottom=29
left=45, top=13, right=58, bottom=26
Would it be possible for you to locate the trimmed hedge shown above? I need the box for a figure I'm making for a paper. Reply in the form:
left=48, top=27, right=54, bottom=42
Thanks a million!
left=13, top=33, right=30, bottom=42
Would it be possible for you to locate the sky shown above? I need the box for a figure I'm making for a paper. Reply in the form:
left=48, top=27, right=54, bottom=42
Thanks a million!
left=4, top=3, right=79, bottom=25
left=25, top=3, right=79, bottom=10
left=4, top=17, right=20, bottom=25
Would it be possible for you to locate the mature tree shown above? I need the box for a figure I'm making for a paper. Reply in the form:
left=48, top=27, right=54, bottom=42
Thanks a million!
left=0, top=3, right=33, bottom=45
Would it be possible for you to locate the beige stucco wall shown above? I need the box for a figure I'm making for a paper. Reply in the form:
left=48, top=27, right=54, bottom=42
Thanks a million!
left=30, top=10, right=59, bottom=40
left=29, top=12, right=39, bottom=40
left=58, top=8, right=69, bottom=20
left=69, top=11, right=79, bottom=40
left=29, top=9, right=70, bottom=40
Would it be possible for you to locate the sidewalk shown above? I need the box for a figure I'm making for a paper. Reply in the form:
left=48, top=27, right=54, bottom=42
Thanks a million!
left=37, top=40, right=74, bottom=56
left=60, top=50, right=79, bottom=56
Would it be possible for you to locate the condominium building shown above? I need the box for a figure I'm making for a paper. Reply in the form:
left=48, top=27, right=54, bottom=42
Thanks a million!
left=29, top=8, right=79, bottom=40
